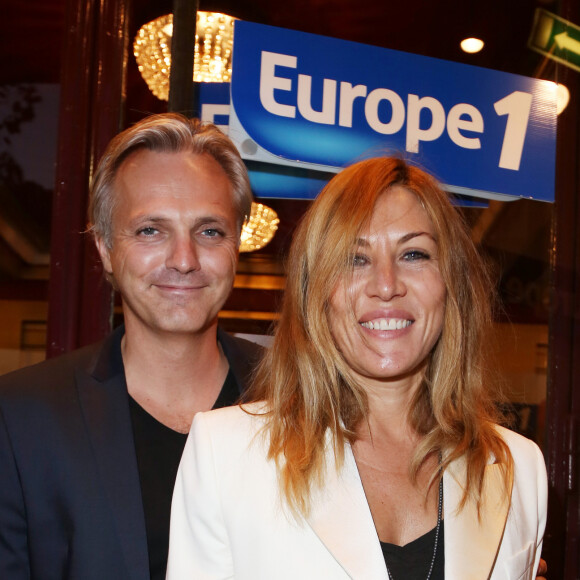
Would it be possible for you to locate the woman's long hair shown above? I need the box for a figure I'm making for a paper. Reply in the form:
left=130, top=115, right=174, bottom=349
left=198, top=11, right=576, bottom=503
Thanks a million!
left=246, top=157, right=512, bottom=516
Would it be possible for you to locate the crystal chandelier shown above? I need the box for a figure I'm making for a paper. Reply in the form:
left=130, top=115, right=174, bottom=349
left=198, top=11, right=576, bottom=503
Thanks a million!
left=134, top=12, right=236, bottom=101
left=240, top=203, right=280, bottom=253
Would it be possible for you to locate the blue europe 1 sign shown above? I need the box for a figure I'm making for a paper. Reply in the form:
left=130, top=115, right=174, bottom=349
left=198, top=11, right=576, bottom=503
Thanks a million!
left=225, top=21, right=556, bottom=202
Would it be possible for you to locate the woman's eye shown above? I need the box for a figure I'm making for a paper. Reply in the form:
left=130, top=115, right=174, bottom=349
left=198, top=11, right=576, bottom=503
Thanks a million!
left=351, top=254, right=369, bottom=267
left=402, top=249, right=430, bottom=261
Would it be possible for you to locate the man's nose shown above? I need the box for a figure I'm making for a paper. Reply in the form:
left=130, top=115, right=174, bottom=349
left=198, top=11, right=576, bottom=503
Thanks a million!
left=165, top=235, right=201, bottom=273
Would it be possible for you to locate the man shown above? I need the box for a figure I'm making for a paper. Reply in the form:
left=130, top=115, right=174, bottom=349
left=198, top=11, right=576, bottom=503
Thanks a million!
left=0, top=113, right=262, bottom=580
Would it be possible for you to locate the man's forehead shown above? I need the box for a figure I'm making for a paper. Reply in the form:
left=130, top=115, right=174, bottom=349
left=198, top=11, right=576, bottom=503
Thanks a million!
left=113, top=149, right=231, bottom=194
left=117, top=148, right=219, bottom=173
left=110, top=149, right=237, bottom=224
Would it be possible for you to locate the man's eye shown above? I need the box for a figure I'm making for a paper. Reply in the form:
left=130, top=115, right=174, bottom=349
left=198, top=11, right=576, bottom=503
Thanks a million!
left=137, top=227, right=158, bottom=237
left=202, top=228, right=223, bottom=238
left=402, top=250, right=430, bottom=261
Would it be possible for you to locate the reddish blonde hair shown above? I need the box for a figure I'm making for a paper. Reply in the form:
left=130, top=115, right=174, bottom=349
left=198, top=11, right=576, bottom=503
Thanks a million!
left=246, top=157, right=512, bottom=516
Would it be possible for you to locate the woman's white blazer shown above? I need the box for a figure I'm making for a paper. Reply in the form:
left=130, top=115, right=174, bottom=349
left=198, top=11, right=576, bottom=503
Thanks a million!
left=166, top=403, right=547, bottom=580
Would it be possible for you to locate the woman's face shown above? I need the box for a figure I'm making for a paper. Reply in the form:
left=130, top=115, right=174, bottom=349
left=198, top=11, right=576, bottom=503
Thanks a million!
left=328, top=186, right=446, bottom=390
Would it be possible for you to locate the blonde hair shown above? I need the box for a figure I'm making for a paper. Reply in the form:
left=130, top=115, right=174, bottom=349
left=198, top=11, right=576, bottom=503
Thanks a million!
left=246, top=156, right=512, bottom=516
left=88, top=113, right=252, bottom=248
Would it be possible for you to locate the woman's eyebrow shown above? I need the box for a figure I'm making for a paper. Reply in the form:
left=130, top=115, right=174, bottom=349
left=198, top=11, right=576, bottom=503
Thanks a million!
left=398, top=231, right=436, bottom=244
left=355, top=231, right=436, bottom=246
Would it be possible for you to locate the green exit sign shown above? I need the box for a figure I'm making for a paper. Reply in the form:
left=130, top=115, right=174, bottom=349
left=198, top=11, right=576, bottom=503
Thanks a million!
left=529, top=9, right=580, bottom=73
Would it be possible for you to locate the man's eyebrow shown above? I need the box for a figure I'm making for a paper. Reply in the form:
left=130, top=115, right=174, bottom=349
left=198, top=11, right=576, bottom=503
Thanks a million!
left=127, top=215, right=231, bottom=227
left=128, top=216, right=168, bottom=227
left=194, top=215, right=230, bottom=226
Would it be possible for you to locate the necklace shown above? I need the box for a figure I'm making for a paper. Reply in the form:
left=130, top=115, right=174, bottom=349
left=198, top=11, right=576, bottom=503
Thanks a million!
left=384, top=474, right=443, bottom=580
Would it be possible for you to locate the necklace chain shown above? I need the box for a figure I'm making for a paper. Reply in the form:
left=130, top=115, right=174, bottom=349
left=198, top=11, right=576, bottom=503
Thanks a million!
left=385, top=473, right=443, bottom=580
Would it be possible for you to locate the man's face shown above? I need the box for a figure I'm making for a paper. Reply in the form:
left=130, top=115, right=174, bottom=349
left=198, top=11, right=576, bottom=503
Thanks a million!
left=96, top=149, right=240, bottom=339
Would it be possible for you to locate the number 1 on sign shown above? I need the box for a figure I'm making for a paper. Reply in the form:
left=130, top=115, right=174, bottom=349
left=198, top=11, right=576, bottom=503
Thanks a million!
left=494, top=91, right=533, bottom=171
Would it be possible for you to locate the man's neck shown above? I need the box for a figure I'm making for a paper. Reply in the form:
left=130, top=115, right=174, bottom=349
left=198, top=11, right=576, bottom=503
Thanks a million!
left=121, top=323, right=229, bottom=433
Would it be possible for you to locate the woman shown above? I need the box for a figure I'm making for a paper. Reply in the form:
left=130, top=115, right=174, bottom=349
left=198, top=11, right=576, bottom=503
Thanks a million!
left=166, top=157, right=547, bottom=579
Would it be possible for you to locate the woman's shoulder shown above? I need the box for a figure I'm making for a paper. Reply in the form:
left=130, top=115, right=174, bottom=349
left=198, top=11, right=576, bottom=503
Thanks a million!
left=493, top=424, right=545, bottom=470
left=197, top=400, right=269, bottom=423
left=186, top=403, right=276, bottom=479
left=193, top=401, right=271, bottom=444
left=494, top=424, right=541, bottom=451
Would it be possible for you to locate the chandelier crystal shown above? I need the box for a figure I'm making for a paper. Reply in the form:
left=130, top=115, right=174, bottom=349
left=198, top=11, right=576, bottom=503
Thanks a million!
left=240, top=203, right=280, bottom=253
left=134, top=12, right=237, bottom=101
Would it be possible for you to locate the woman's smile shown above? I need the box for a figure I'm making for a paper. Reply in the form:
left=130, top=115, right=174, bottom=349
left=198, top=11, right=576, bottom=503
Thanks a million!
left=329, top=185, right=446, bottom=388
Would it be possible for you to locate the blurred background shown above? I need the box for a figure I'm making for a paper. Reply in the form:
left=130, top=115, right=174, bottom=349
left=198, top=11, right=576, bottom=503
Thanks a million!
left=0, top=0, right=579, bottom=576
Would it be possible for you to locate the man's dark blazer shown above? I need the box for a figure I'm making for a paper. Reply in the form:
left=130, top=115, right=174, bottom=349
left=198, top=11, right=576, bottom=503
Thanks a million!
left=0, top=325, right=262, bottom=580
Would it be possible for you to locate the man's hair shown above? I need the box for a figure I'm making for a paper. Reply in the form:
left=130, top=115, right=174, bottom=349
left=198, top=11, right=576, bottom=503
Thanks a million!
left=247, top=156, right=512, bottom=517
left=88, top=113, right=252, bottom=247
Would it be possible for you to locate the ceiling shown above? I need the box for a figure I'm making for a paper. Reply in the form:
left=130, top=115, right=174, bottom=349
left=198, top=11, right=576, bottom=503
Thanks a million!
left=1, top=0, right=557, bottom=83
left=0, top=0, right=559, bottom=314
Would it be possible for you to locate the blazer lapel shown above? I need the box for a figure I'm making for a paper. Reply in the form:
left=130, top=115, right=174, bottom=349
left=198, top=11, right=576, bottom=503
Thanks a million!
left=217, top=328, right=263, bottom=395
left=76, top=328, right=150, bottom=580
left=444, top=456, right=512, bottom=580
left=305, top=437, right=511, bottom=580
left=306, top=442, right=389, bottom=580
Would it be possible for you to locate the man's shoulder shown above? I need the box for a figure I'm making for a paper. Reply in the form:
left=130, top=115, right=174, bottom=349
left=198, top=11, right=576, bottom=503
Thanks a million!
left=219, top=330, right=265, bottom=359
left=0, top=338, right=107, bottom=400
left=217, top=330, right=265, bottom=393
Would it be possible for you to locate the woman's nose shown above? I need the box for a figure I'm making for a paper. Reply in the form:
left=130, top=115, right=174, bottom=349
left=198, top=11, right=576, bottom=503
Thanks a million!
left=367, top=261, right=407, bottom=301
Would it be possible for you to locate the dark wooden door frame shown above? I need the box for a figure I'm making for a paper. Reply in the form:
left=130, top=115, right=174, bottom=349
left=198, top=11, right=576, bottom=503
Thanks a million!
left=46, top=0, right=194, bottom=357
left=543, top=2, right=580, bottom=577
left=46, top=0, right=130, bottom=357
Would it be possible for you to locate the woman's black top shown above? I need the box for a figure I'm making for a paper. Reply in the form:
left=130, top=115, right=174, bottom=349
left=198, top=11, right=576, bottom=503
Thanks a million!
left=380, top=522, right=445, bottom=580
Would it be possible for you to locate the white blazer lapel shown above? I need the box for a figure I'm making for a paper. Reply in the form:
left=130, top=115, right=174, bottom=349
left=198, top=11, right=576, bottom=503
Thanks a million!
left=306, top=443, right=389, bottom=580
left=444, top=456, right=513, bottom=580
